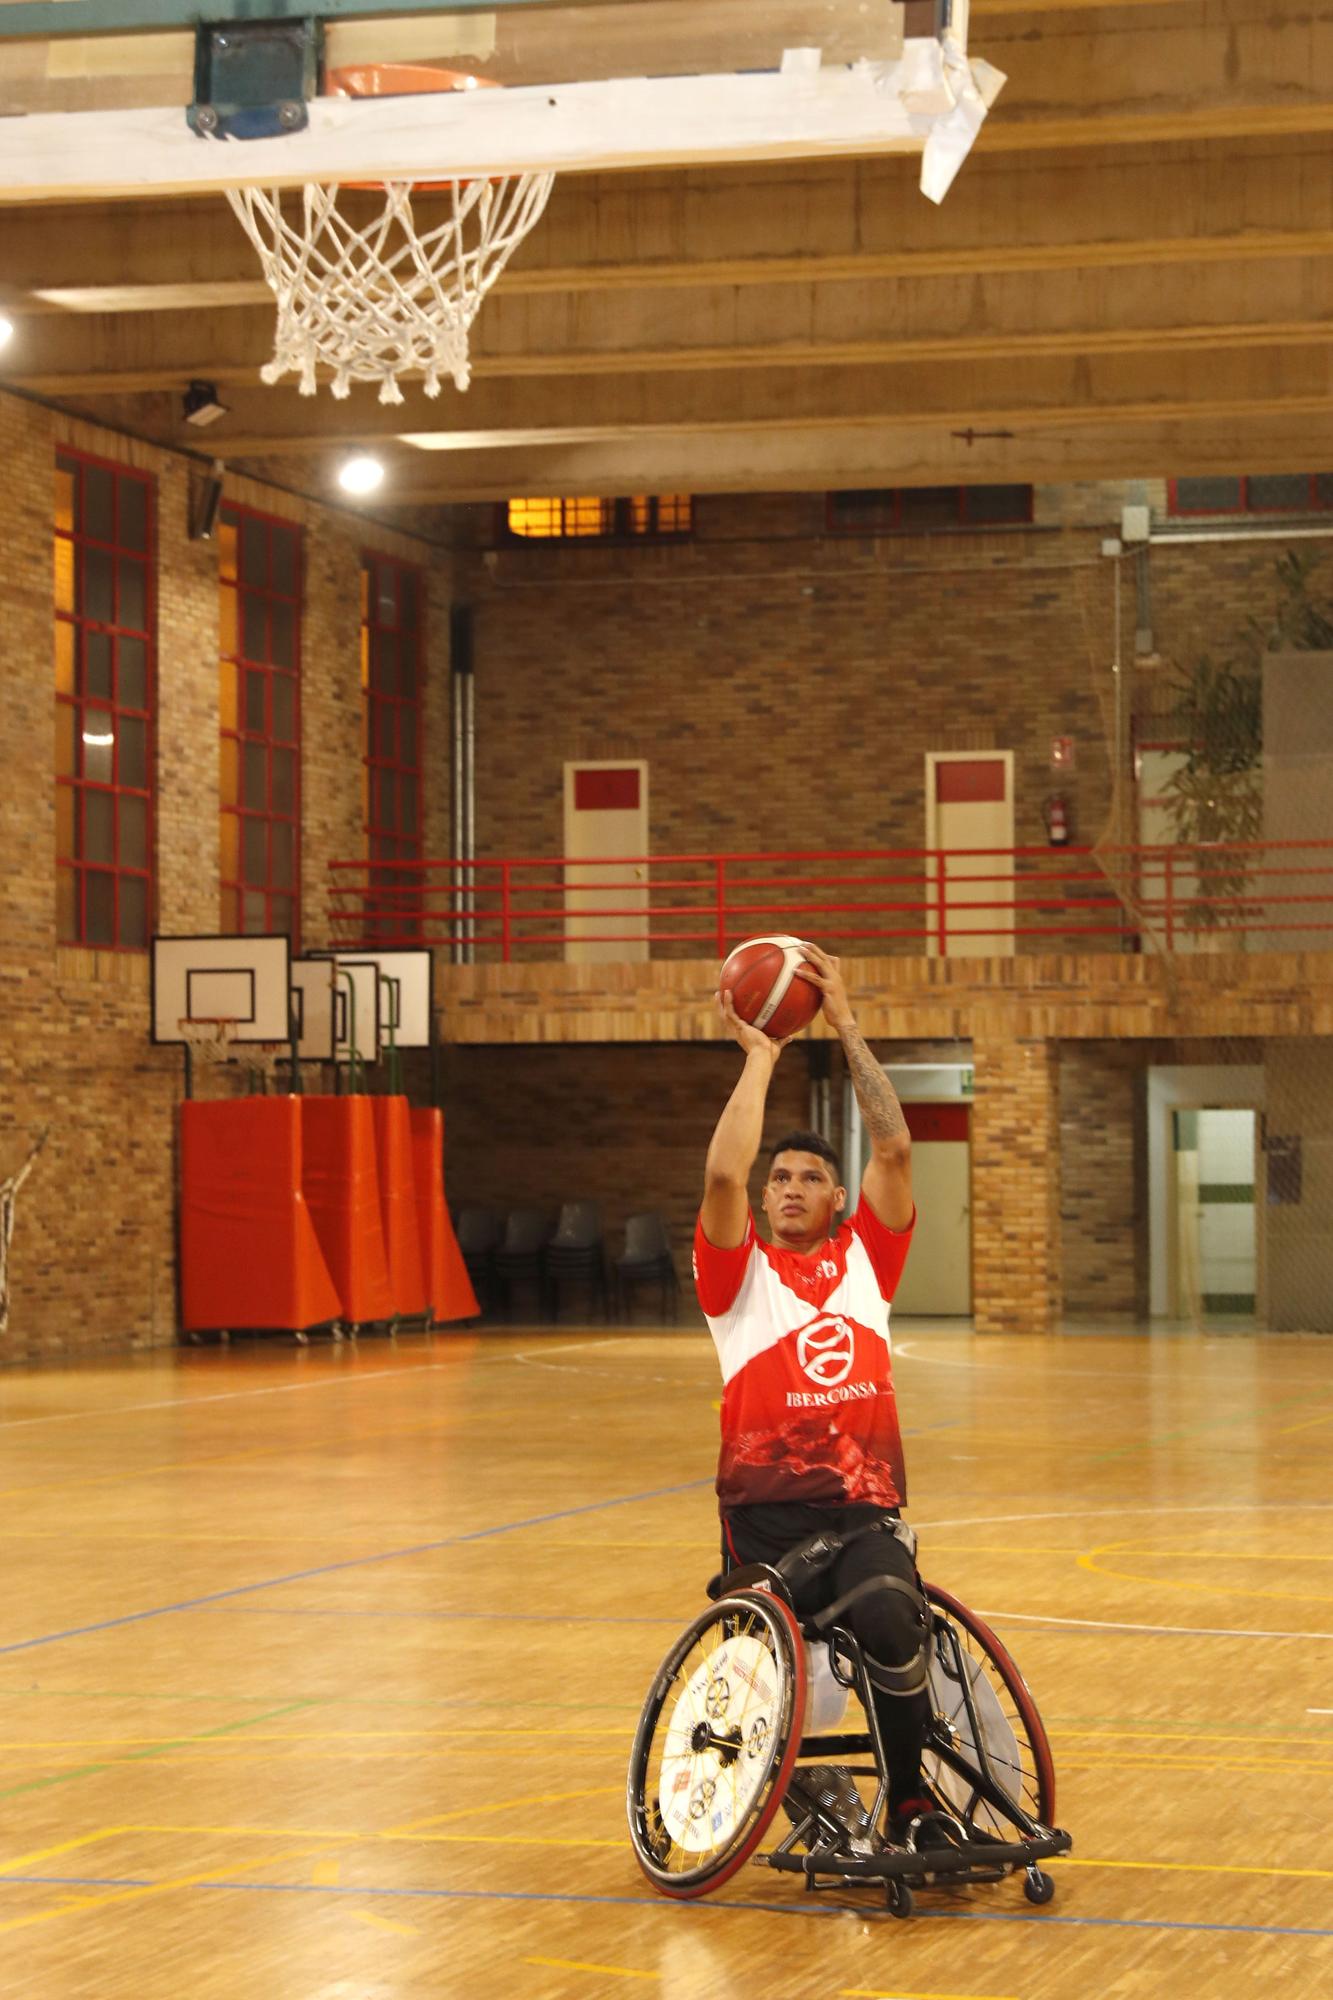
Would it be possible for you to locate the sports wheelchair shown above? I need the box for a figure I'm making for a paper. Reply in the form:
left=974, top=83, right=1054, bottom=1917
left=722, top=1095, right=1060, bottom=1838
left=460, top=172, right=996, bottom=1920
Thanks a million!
left=627, top=1547, right=1071, bottom=1917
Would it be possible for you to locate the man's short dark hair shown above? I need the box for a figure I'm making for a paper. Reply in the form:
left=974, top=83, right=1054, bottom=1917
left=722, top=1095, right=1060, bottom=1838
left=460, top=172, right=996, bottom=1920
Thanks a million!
left=767, top=1130, right=842, bottom=1181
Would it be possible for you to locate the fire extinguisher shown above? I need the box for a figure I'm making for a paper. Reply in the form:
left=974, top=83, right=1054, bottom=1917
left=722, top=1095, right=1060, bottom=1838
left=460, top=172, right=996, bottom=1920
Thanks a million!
left=1043, top=793, right=1071, bottom=846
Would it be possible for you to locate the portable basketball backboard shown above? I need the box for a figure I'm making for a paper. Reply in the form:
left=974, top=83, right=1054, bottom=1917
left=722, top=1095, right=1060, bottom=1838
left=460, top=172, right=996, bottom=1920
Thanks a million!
left=331, top=958, right=382, bottom=1067
left=289, top=956, right=338, bottom=1064
left=151, top=934, right=291, bottom=1045
left=308, top=949, right=432, bottom=1051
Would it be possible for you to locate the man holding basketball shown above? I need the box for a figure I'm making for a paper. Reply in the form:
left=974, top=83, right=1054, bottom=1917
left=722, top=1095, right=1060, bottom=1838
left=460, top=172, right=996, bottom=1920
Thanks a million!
left=694, top=940, right=936, bottom=1845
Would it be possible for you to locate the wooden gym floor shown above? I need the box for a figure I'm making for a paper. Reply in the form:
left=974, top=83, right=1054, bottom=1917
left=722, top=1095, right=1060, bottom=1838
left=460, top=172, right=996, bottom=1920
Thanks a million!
left=0, top=1323, right=1330, bottom=1998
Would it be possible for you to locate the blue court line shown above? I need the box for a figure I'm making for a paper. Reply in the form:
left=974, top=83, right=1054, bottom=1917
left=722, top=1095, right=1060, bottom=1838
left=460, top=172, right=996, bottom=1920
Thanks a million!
left=0, top=1478, right=712, bottom=1660
left=194, top=1606, right=678, bottom=1624
left=1, top=1875, right=1329, bottom=1939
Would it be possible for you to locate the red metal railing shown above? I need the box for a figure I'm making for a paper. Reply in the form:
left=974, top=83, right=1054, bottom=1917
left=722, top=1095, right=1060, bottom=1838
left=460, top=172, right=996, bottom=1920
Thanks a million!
left=327, top=840, right=1333, bottom=960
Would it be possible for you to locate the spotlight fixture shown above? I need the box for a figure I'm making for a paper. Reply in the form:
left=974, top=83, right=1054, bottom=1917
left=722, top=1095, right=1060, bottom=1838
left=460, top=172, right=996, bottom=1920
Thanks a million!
left=0, top=313, right=13, bottom=350
left=338, top=453, right=385, bottom=497
left=182, top=379, right=229, bottom=428
left=188, top=459, right=225, bottom=542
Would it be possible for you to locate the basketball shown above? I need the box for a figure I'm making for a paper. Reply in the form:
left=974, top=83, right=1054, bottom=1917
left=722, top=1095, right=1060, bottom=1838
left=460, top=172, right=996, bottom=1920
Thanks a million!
left=718, top=934, right=822, bottom=1039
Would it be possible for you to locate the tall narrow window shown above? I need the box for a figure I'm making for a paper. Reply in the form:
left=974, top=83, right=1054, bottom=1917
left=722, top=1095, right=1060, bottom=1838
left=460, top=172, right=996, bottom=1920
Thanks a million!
left=54, top=449, right=156, bottom=948
left=362, top=553, right=424, bottom=942
left=219, top=504, right=302, bottom=938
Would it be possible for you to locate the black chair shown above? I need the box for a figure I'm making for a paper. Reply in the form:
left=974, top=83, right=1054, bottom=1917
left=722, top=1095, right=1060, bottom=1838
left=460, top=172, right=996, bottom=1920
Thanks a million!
left=613, top=1212, right=679, bottom=1324
left=544, top=1200, right=608, bottom=1323
left=494, top=1207, right=555, bottom=1322
left=454, top=1204, right=502, bottom=1317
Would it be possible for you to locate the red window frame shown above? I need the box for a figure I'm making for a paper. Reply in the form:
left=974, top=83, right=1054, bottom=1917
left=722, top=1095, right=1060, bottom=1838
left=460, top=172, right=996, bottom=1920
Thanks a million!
left=219, top=503, right=302, bottom=942
left=362, top=552, right=425, bottom=943
left=1167, top=474, right=1333, bottom=518
left=54, top=447, right=156, bottom=951
left=825, top=485, right=1034, bottom=534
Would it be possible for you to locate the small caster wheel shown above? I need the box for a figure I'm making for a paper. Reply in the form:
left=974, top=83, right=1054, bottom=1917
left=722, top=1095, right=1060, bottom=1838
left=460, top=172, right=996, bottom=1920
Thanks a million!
left=886, top=1878, right=915, bottom=1920
left=1023, top=1867, right=1056, bottom=1905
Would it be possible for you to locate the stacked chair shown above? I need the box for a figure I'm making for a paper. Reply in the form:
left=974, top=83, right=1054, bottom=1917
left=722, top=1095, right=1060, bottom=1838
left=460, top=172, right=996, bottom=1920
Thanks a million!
left=455, top=1204, right=503, bottom=1316
left=493, top=1206, right=555, bottom=1321
left=544, top=1200, right=608, bottom=1323
left=612, top=1212, right=678, bottom=1323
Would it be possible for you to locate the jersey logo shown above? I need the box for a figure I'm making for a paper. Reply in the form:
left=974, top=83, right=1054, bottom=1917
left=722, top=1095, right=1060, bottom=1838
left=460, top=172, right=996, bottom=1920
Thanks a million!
left=817, top=1257, right=838, bottom=1281
left=796, top=1314, right=856, bottom=1388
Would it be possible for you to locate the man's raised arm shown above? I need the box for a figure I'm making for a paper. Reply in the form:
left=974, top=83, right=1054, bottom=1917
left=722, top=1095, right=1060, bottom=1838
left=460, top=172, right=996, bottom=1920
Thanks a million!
left=795, top=944, right=913, bottom=1232
left=700, top=993, right=787, bottom=1249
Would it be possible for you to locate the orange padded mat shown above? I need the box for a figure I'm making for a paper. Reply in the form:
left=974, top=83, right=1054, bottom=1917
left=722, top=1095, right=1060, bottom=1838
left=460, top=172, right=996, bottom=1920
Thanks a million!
left=179, top=1097, right=340, bottom=1333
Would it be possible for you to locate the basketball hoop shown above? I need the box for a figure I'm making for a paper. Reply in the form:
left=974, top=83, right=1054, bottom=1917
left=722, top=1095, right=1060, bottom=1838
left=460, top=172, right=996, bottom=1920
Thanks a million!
left=1, top=1128, right=48, bottom=1338
left=227, top=64, right=555, bottom=404
left=178, top=1016, right=240, bottom=1068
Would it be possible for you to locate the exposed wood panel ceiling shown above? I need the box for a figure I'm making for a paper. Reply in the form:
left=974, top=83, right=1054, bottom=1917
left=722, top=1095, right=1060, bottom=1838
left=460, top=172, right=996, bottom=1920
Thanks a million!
left=0, top=0, right=1330, bottom=517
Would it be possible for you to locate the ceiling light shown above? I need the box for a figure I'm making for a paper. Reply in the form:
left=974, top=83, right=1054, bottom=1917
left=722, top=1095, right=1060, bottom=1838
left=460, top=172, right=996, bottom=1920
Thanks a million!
left=338, top=453, right=385, bottom=496
left=0, top=313, right=13, bottom=350
left=182, top=379, right=229, bottom=428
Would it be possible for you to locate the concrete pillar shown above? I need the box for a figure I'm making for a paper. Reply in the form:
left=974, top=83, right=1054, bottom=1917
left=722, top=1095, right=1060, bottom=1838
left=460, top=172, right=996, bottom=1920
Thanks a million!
left=971, top=1030, right=1062, bottom=1333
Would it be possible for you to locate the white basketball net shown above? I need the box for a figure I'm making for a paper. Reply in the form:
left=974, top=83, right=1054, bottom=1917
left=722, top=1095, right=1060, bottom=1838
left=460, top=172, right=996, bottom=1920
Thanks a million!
left=228, top=172, right=555, bottom=404
left=1, top=1130, right=47, bottom=1338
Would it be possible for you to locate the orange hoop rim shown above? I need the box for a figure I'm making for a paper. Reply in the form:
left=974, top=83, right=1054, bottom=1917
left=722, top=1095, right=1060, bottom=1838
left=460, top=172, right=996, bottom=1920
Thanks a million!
left=328, top=64, right=500, bottom=193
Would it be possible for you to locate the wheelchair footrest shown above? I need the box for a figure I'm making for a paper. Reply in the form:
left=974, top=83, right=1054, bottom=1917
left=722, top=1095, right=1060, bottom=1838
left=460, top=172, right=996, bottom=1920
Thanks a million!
left=766, top=1825, right=1071, bottom=1886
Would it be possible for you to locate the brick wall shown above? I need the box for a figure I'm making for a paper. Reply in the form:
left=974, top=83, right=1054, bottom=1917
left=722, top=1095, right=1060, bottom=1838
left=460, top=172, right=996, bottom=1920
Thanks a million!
left=1058, top=1041, right=1145, bottom=1317
left=972, top=1031, right=1062, bottom=1333
left=459, top=507, right=1119, bottom=939
left=0, top=394, right=451, bottom=1362
left=8, top=406, right=1333, bottom=1357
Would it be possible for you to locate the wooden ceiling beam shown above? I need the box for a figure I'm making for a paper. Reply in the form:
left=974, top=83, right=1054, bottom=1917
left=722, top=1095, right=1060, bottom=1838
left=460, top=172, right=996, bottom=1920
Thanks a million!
left=346, top=410, right=1333, bottom=503
left=3, top=138, right=1332, bottom=313
left=12, top=268, right=1333, bottom=399
left=66, top=341, right=1333, bottom=455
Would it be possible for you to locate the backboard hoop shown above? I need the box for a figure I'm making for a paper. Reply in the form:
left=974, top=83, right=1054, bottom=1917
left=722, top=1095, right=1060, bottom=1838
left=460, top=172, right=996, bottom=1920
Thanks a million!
left=228, top=61, right=556, bottom=403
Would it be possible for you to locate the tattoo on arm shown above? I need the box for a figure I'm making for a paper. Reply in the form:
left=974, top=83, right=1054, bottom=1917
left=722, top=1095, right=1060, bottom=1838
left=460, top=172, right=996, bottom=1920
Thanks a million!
left=842, top=1024, right=907, bottom=1146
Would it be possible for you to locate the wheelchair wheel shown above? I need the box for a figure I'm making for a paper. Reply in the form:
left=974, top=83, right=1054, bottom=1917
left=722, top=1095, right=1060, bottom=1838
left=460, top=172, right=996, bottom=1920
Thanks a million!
left=922, top=1584, right=1056, bottom=1835
left=627, top=1587, right=806, bottom=1898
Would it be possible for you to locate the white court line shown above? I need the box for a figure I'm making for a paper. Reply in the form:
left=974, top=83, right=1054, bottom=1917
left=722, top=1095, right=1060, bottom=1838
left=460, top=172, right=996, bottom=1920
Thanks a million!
left=893, top=1337, right=1333, bottom=1386
left=973, top=1608, right=1333, bottom=1643
left=1309, top=1708, right=1333, bottom=1714
left=0, top=1336, right=614, bottom=1431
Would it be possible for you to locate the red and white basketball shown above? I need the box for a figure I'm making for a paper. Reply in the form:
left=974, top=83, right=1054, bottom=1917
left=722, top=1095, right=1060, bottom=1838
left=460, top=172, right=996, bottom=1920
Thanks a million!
left=718, top=935, right=822, bottom=1040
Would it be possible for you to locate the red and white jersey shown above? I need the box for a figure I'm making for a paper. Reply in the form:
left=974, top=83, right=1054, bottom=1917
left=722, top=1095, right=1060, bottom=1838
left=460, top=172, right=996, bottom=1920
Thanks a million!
left=693, top=1203, right=915, bottom=1511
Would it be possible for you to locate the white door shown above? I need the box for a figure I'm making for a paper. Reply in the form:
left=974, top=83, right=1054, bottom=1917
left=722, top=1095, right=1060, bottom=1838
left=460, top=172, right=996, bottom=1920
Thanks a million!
left=1171, top=1107, right=1257, bottom=1316
left=889, top=1102, right=972, bottom=1316
left=562, top=761, right=649, bottom=964
left=926, top=753, right=1014, bottom=958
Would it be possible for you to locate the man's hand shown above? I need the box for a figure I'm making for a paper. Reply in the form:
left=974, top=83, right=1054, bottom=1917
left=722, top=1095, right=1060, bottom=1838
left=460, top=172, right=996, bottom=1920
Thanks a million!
left=794, top=941, right=855, bottom=1031
left=719, top=989, right=787, bottom=1064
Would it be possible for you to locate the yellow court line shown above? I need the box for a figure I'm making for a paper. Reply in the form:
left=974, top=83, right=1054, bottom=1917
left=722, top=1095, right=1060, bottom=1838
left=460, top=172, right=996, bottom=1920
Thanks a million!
left=1274, top=1408, right=1333, bottom=1437
left=121, top=1820, right=621, bottom=1853
left=351, top=1910, right=420, bottom=1937
left=526, top=1958, right=658, bottom=1982
left=843, top=1990, right=1023, bottom=2000
left=1077, top=1544, right=1333, bottom=1607
left=0, top=1727, right=625, bottom=1749
left=0, top=1827, right=127, bottom=1876
left=389, top=1784, right=623, bottom=1838
left=1058, top=1753, right=1333, bottom=1775
left=1061, top=1854, right=1333, bottom=1882
left=1053, top=1727, right=1333, bottom=1748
